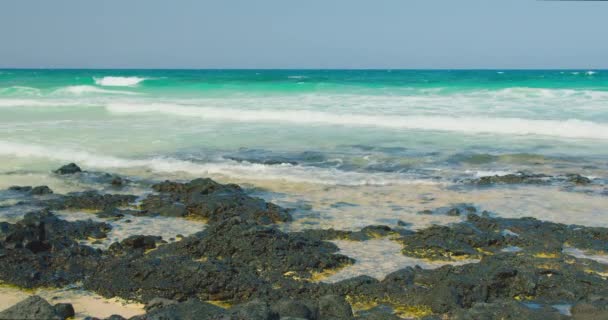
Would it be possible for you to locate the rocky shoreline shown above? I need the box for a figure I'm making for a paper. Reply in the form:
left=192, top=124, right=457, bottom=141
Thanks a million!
left=1, top=164, right=607, bottom=319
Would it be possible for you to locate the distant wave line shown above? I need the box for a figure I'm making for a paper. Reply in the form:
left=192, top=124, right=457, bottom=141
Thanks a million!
left=105, top=103, right=608, bottom=140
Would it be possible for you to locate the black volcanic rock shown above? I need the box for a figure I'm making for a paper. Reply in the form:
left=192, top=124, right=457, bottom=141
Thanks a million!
left=54, top=163, right=82, bottom=175
left=0, top=210, right=107, bottom=288
left=0, top=296, right=73, bottom=320
left=140, top=178, right=292, bottom=224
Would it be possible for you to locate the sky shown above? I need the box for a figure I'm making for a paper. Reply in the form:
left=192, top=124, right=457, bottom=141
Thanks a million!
left=0, top=0, right=607, bottom=69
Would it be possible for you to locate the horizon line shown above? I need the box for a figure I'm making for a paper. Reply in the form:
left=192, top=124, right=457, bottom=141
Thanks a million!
left=1, top=67, right=607, bottom=71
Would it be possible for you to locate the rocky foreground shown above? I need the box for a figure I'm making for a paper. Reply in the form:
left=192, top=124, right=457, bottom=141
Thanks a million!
left=0, top=164, right=607, bottom=319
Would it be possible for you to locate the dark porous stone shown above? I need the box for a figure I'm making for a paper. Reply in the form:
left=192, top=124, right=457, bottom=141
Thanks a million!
left=229, top=299, right=279, bottom=320
left=108, top=235, right=164, bottom=254
left=41, top=191, right=137, bottom=211
left=84, top=253, right=269, bottom=303
left=84, top=216, right=352, bottom=304
left=271, top=299, right=314, bottom=319
left=565, top=173, right=592, bottom=185
left=399, top=222, right=502, bottom=260
left=165, top=217, right=354, bottom=279
left=96, top=207, right=127, bottom=220
left=317, top=295, right=354, bottom=320
left=8, top=185, right=53, bottom=196
left=471, top=172, right=550, bottom=185
left=140, top=178, right=292, bottom=224
left=467, top=171, right=593, bottom=187
left=296, top=225, right=394, bottom=242
left=0, top=295, right=68, bottom=320
left=417, top=204, right=476, bottom=217
left=0, top=210, right=106, bottom=287
left=3, top=176, right=608, bottom=319
left=54, top=163, right=82, bottom=175
left=132, top=298, right=226, bottom=320
left=452, top=300, right=568, bottom=320
left=111, top=176, right=125, bottom=187
left=571, top=296, right=608, bottom=320
left=31, top=185, right=54, bottom=195
left=53, top=303, right=75, bottom=319
left=8, top=185, right=33, bottom=193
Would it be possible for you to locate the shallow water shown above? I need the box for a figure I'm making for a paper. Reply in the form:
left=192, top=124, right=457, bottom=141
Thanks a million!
left=323, top=239, right=479, bottom=283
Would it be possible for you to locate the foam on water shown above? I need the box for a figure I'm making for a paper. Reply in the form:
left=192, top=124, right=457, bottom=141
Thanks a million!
left=0, top=86, right=42, bottom=96
left=53, top=85, right=139, bottom=96
left=106, top=103, right=608, bottom=140
left=93, top=76, right=147, bottom=87
left=0, top=140, right=440, bottom=186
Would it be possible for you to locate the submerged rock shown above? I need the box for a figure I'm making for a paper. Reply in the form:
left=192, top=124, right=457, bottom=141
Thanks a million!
left=41, top=191, right=137, bottom=211
left=417, top=203, right=477, bottom=216
left=54, top=163, right=82, bottom=175
left=8, top=185, right=53, bottom=196
left=467, top=171, right=594, bottom=187
left=296, top=225, right=395, bottom=242
left=470, top=172, right=551, bottom=185
left=0, top=295, right=73, bottom=320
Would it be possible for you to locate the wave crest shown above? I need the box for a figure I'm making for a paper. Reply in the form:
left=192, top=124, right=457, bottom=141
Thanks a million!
left=94, top=76, right=146, bottom=87
left=105, top=103, right=608, bottom=140
left=53, top=85, right=138, bottom=96
left=0, top=141, right=437, bottom=186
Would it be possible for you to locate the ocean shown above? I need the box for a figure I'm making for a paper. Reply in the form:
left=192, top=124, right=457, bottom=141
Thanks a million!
left=0, top=69, right=607, bottom=229
left=1, top=69, right=608, bottom=317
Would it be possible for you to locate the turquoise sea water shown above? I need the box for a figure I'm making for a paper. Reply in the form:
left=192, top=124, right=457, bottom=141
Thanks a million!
left=1, top=69, right=607, bottom=229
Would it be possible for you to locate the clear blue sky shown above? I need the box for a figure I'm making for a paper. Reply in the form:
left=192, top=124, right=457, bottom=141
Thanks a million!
left=1, top=0, right=607, bottom=69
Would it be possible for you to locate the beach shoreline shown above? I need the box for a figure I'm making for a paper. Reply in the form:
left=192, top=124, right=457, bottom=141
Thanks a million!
left=0, top=163, right=606, bottom=319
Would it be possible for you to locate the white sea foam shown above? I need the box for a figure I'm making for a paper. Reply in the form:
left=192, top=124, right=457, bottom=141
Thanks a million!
left=94, top=76, right=147, bottom=87
left=53, top=85, right=139, bottom=96
left=468, top=170, right=515, bottom=178
left=0, top=141, right=439, bottom=186
left=563, top=246, right=608, bottom=264
left=105, top=102, right=608, bottom=140
left=0, top=86, right=42, bottom=96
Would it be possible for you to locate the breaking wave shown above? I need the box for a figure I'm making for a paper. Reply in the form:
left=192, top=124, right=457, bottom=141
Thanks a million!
left=105, top=103, right=608, bottom=140
left=94, top=76, right=147, bottom=87
left=0, top=141, right=439, bottom=186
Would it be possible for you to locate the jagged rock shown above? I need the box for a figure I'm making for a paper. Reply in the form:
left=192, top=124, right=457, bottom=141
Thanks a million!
left=0, top=210, right=106, bottom=287
left=296, top=225, right=394, bottom=242
left=318, top=295, right=354, bottom=319
left=271, top=299, right=315, bottom=319
left=0, top=296, right=72, bottom=320
left=8, top=185, right=53, bottom=196
left=140, top=178, right=292, bottom=224
left=41, top=191, right=137, bottom=211
left=452, top=300, right=568, bottom=320
left=229, top=299, right=279, bottom=320
left=54, top=163, right=82, bottom=175
left=131, top=298, right=226, bottom=320
left=108, top=235, right=164, bottom=254
left=53, top=303, right=75, bottom=319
